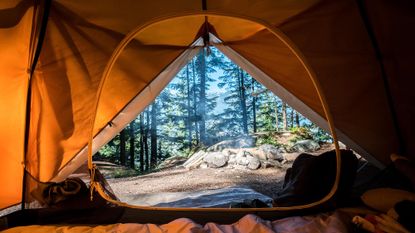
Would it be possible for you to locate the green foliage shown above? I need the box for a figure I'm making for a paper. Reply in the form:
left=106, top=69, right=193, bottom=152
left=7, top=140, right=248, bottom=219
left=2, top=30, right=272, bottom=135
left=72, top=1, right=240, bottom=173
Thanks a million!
left=256, top=133, right=281, bottom=147
left=99, top=144, right=117, bottom=159
left=287, top=126, right=332, bottom=144
left=300, top=122, right=333, bottom=143
left=256, top=92, right=277, bottom=132
left=291, top=127, right=313, bottom=141
left=310, top=127, right=333, bottom=143
left=112, top=168, right=140, bottom=178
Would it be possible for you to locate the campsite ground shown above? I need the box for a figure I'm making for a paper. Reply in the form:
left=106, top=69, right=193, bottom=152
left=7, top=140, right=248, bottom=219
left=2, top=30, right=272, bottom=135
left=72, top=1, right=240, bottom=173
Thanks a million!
left=107, top=144, right=335, bottom=202
left=108, top=166, right=286, bottom=200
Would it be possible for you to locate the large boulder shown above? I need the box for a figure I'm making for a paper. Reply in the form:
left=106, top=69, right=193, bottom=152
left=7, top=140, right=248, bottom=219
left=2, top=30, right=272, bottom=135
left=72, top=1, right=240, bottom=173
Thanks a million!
left=258, top=144, right=284, bottom=161
left=207, top=136, right=256, bottom=152
left=291, top=139, right=320, bottom=152
left=203, top=152, right=228, bottom=168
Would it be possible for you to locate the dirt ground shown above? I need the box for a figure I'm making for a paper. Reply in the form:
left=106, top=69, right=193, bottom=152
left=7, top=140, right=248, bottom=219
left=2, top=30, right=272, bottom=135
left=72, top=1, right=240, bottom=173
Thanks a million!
left=108, top=166, right=288, bottom=200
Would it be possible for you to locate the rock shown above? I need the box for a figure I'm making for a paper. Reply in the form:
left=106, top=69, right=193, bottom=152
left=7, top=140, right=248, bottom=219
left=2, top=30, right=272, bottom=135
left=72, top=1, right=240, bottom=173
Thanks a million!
left=236, top=157, right=249, bottom=166
left=222, top=149, right=232, bottom=156
left=291, top=139, right=320, bottom=152
left=236, top=150, right=252, bottom=158
left=258, top=144, right=284, bottom=161
left=200, top=163, right=208, bottom=169
left=207, top=136, right=256, bottom=152
left=261, top=160, right=282, bottom=168
left=244, top=148, right=267, bottom=160
left=228, top=154, right=237, bottom=165
left=247, top=156, right=261, bottom=170
left=226, top=148, right=240, bottom=155
left=203, top=152, right=228, bottom=168
left=236, top=150, right=245, bottom=158
left=235, top=150, right=255, bottom=166
left=261, top=161, right=272, bottom=168
left=278, top=147, right=287, bottom=153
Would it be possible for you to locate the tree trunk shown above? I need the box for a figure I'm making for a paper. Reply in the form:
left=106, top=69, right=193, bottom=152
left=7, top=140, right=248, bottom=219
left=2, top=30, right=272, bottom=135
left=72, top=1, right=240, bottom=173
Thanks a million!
left=198, top=49, right=207, bottom=145
left=238, top=68, right=248, bottom=134
left=290, top=108, right=294, bottom=128
left=139, top=114, right=144, bottom=172
left=158, top=140, right=162, bottom=161
left=119, top=129, right=126, bottom=166
left=295, top=112, right=300, bottom=127
left=144, top=110, right=150, bottom=170
left=186, top=64, right=193, bottom=149
left=251, top=77, right=257, bottom=133
left=129, top=121, right=135, bottom=169
left=274, top=97, right=279, bottom=131
left=282, top=102, right=288, bottom=131
left=192, top=59, right=199, bottom=145
left=150, top=103, right=158, bottom=169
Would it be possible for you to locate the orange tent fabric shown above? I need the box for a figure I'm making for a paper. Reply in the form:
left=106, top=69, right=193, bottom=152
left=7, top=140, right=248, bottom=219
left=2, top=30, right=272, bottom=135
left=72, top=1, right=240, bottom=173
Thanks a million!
left=0, top=0, right=33, bottom=209
left=1, top=0, right=413, bottom=210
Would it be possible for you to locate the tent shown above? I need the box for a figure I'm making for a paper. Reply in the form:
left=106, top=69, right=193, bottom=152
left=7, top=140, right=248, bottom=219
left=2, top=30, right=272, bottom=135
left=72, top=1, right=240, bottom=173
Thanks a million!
left=1, top=0, right=414, bottom=222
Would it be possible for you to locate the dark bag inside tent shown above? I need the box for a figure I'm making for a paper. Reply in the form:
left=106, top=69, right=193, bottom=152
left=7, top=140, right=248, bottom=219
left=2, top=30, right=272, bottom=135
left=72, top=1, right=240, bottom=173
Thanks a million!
left=275, top=149, right=358, bottom=207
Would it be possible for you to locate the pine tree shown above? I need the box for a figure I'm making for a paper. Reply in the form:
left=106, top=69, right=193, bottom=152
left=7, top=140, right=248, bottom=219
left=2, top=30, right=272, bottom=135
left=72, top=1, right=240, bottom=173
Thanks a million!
left=238, top=68, right=249, bottom=134
left=295, top=112, right=300, bottom=127
left=193, top=47, right=219, bottom=145
left=129, top=121, right=135, bottom=169
left=216, top=55, right=249, bottom=136
left=251, top=78, right=257, bottom=133
left=186, top=64, right=193, bottom=149
left=150, top=102, right=158, bottom=168
left=139, top=114, right=144, bottom=172
left=282, top=102, right=288, bottom=131
left=119, top=129, right=126, bottom=166
left=192, top=59, right=200, bottom=145
left=144, top=110, right=150, bottom=170
left=274, top=97, right=280, bottom=131
left=197, top=49, right=207, bottom=144
left=290, top=107, right=295, bottom=129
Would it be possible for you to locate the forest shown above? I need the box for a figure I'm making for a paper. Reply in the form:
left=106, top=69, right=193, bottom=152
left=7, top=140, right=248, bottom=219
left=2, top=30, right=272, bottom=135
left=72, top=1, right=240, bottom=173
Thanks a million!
left=96, top=47, right=331, bottom=173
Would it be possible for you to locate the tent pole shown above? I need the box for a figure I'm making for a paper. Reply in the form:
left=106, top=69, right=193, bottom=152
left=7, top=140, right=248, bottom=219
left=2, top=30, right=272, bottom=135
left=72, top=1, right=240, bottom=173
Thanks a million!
left=355, top=0, right=405, bottom=155
left=201, top=0, right=207, bottom=11
left=22, top=0, right=51, bottom=210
